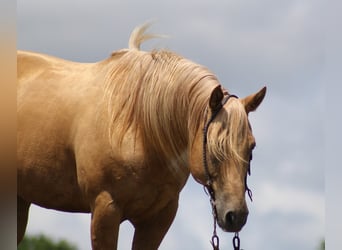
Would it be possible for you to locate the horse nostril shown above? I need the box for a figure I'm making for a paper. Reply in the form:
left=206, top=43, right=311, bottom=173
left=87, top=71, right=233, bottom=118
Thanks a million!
left=223, top=210, right=248, bottom=232
left=225, top=211, right=236, bottom=226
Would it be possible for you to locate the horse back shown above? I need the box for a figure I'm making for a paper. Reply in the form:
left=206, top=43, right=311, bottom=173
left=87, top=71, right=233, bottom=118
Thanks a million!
left=18, top=50, right=71, bottom=82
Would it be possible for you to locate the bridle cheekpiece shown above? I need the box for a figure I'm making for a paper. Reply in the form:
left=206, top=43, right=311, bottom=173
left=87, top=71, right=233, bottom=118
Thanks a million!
left=202, top=93, right=251, bottom=250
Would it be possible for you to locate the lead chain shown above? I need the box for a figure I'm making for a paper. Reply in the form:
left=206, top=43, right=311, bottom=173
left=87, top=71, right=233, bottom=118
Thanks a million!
left=233, top=233, right=241, bottom=250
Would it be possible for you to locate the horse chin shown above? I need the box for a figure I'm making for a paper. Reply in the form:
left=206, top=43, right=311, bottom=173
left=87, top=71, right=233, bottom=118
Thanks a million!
left=217, top=216, right=247, bottom=233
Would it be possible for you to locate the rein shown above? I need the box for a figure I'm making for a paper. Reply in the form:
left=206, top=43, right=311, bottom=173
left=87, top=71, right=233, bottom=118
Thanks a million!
left=202, top=93, right=251, bottom=250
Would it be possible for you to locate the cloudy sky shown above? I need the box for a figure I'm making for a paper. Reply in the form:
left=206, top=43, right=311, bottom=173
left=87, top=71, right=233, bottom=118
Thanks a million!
left=17, top=1, right=326, bottom=249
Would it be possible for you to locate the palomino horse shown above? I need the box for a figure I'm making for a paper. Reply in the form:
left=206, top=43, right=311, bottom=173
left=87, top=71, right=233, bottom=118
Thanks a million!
left=17, top=24, right=266, bottom=249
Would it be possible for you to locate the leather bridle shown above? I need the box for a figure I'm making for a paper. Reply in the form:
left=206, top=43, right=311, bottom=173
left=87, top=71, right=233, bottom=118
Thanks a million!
left=202, top=93, right=252, bottom=250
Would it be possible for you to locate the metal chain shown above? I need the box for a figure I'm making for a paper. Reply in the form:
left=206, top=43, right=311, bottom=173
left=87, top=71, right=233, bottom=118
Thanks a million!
left=233, top=233, right=241, bottom=250
left=205, top=186, right=243, bottom=250
left=205, top=184, right=220, bottom=250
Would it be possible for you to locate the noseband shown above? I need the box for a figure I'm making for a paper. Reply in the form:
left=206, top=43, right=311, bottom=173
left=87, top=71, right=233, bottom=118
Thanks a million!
left=202, top=93, right=252, bottom=250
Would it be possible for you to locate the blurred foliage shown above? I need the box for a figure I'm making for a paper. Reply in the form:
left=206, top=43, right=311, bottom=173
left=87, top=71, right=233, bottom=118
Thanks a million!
left=319, top=238, right=325, bottom=250
left=18, top=234, right=77, bottom=250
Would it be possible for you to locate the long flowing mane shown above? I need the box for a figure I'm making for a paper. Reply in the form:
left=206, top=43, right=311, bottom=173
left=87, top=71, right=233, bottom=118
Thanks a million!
left=102, top=24, right=249, bottom=172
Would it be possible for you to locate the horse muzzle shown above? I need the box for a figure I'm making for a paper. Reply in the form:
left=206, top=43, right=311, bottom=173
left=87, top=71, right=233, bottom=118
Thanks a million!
left=217, top=208, right=249, bottom=232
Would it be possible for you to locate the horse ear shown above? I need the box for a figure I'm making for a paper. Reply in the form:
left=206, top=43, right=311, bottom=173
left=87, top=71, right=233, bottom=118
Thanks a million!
left=242, top=86, right=267, bottom=113
left=209, top=85, right=224, bottom=111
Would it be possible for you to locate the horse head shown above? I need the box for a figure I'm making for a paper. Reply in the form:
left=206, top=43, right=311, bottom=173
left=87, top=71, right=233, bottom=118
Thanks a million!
left=189, top=85, right=266, bottom=232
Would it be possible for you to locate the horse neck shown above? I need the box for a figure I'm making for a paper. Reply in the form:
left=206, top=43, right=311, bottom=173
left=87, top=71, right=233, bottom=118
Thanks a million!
left=103, top=50, right=218, bottom=179
left=146, top=62, right=219, bottom=169
left=187, top=75, right=221, bottom=146
left=146, top=79, right=189, bottom=161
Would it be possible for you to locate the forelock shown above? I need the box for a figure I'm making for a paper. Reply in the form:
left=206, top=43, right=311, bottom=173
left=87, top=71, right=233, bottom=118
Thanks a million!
left=207, top=99, right=249, bottom=163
